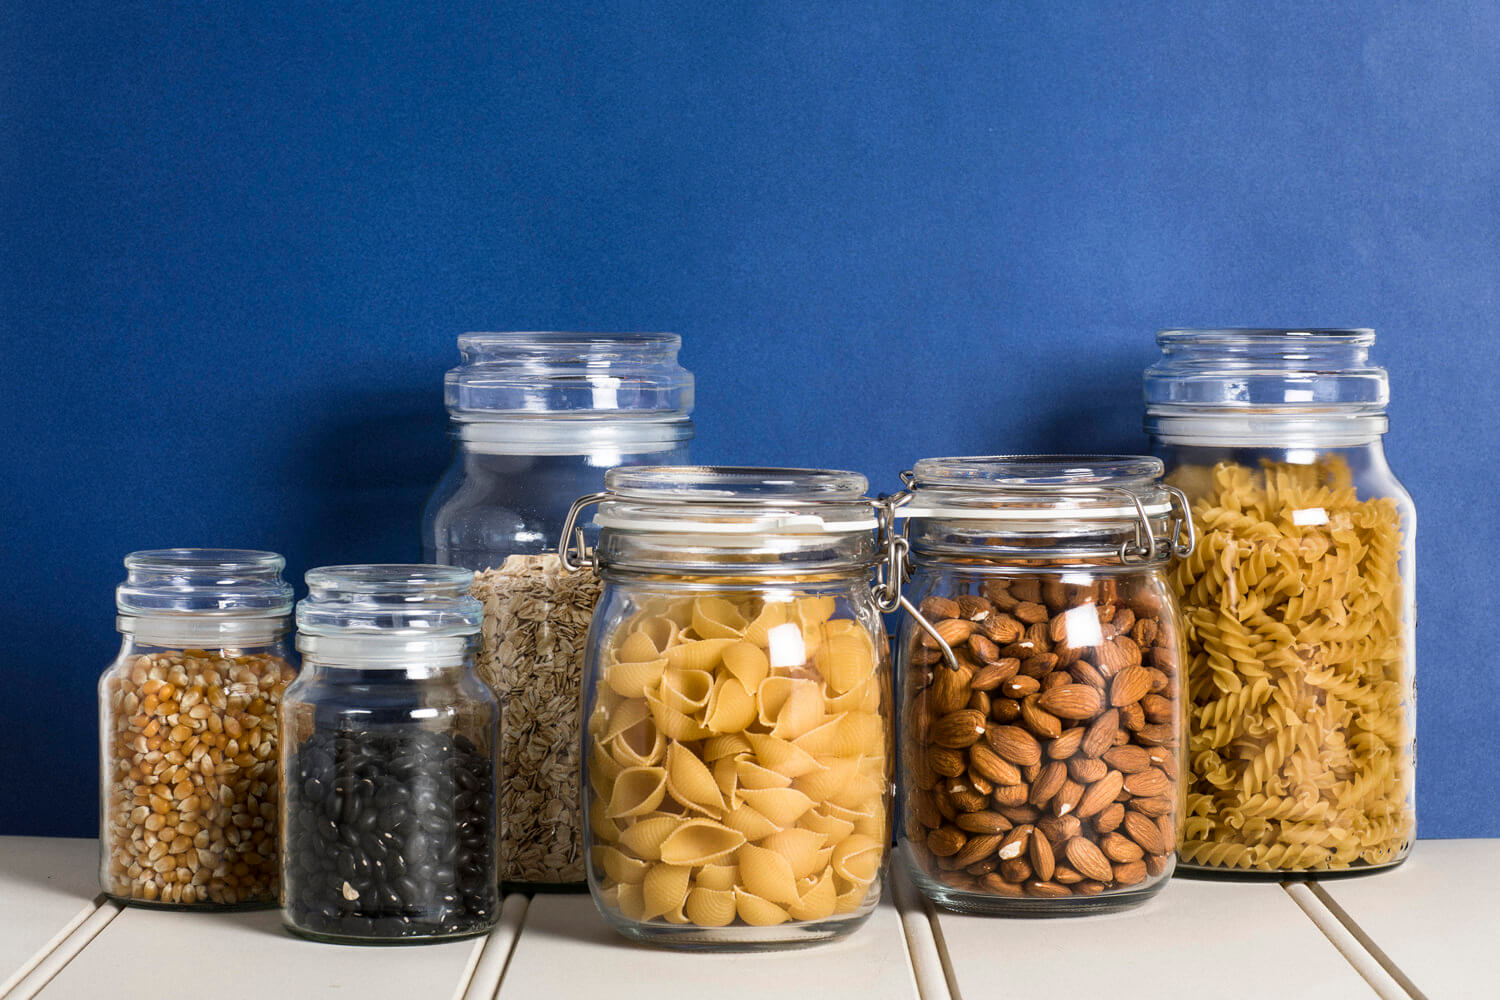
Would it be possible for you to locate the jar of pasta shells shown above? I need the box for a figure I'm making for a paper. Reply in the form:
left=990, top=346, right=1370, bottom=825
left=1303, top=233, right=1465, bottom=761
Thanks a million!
left=1146, top=329, right=1416, bottom=877
left=894, top=457, right=1192, bottom=915
left=99, top=549, right=297, bottom=909
left=422, top=332, right=693, bottom=891
left=564, top=467, right=895, bottom=948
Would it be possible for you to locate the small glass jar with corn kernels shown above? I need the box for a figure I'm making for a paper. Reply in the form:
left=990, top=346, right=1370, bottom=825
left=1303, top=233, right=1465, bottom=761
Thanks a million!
left=894, top=457, right=1191, bottom=915
left=99, top=550, right=297, bottom=909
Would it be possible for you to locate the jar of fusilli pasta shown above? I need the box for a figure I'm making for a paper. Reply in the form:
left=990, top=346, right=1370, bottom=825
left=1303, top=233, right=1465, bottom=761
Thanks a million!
left=893, top=456, right=1192, bottom=915
left=1145, top=329, right=1416, bottom=877
left=563, top=467, right=895, bottom=948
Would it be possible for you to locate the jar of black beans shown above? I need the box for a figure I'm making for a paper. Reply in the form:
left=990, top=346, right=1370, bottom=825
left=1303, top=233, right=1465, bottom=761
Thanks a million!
left=281, top=565, right=501, bottom=944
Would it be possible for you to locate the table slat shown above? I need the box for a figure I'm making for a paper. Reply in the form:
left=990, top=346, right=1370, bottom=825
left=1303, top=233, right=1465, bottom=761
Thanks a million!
left=0, top=837, right=105, bottom=994
left=498, top=894, right=921, bottom=1000
left=929, top=878, right=1379, bottom=1000
left=1312, top=839, right=1500, bottom=999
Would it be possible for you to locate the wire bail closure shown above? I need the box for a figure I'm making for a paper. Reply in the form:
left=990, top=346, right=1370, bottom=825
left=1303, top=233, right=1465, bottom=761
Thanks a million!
left=876, top=493, right=960, bottom=673
left=558, top=491, right=609, bottom=572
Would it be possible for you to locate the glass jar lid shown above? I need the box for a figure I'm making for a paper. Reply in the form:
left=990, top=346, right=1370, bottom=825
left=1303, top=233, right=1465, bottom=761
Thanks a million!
left=901, top=456, right=1192, bottom=564
left=116, top=549, right=293, bottom=619
left=1144, top=329, right=1389, bottom=445
left=296, top=565, right=482, bottom=638
left=564, top=466, right=883, bottom=574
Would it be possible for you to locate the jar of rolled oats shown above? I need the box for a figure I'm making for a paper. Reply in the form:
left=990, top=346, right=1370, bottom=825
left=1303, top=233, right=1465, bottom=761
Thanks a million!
left=421, top=333, right=694, bottom=890
left=99, top=549, right=297, bottom=908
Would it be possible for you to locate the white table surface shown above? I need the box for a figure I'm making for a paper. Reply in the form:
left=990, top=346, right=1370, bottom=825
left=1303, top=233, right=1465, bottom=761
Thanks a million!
left=0, top=837, right=1487, bottom=999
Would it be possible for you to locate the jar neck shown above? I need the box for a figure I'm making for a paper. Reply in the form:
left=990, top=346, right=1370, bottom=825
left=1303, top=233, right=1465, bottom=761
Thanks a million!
left=453, top=416, right=693, bottom=457
left=117, top=614, right=290, bottom=648
left=595, top=529, right=879, bottom=578
left=295, top=633, right=476, bottom=670
left=1146, top=411, right=1388, bottom=448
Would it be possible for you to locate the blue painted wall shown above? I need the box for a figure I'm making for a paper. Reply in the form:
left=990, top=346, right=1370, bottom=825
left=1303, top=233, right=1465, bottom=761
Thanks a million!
left=3, top=3, right=1496, bottom=839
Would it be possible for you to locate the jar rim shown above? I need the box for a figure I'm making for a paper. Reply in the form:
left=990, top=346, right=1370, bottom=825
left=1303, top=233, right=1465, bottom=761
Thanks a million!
left=604, top=465, right=869, bottom=499
left=1156, top=328, right=1374, bottom=346
left=298, top=564, right=481, bottom=637
left=909, top=455, right=1164, bottom=491
left=117, top=548, right=293, bottom=618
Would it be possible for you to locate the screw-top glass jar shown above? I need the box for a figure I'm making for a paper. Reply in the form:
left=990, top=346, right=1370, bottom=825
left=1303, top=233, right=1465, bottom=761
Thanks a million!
left=1145, top=329, right=1416, bottom=877
left=566, top=467, right=895, bottom=948
left=279, top=565, right=500, bottom=943
left=422, top=332, right=693, bottom=891
left=894, top=457, right=1191, bottom=914
left=99, top=549, right=297, bottom=908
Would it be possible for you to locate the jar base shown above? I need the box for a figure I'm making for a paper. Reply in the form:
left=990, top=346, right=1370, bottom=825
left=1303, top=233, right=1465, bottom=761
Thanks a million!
left=282, top=919, right=497, bottom=946
left=1174, top=855, right=1410, bottom=882
left=106, top=894, right=277, bottom=912
left=600, top=909, right=876, bottom=951
left=505, top=880, right=588, bottom=894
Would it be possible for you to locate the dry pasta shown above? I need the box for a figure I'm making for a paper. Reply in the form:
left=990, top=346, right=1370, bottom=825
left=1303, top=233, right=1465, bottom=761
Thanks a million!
left=587, top=592, right=890, bottom=928
left=1171, top=459, right=1413, bottom=872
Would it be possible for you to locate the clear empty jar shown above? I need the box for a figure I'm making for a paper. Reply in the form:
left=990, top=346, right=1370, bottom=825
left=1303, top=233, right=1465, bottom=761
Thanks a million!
left=895, top=457, right=1191, bottom=915
left=569, top=468, right=895, bottom=948
left=99, top=549, right=296, bottom=908
left=280, top=566, right=500, bottom=943
left=1146, top=329, right=1416, bottom=876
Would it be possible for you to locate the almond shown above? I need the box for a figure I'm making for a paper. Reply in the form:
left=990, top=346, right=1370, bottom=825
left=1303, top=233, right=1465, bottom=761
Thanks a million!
left=968, top=633, right=1000, bottom=663
left=1145, top=853, right=1170, bottom=878
left=1015, top=601, right=1049, bottom=625
left=1111, top=607, right=1136, bottom=638
left=999, top=858, right=1033, bottom=882
left=967, top=743, right=1022, bottom=786
left=930, top=663, right=974, bottom=714
left=997, top=823, right=1032, bottom=861
left=1040, top=580, right=1068, bottom=611
left=1052, top=779, right=1084, bottom=817
left=1081, top=708, right=1119, bottom=757
left=968, top=689, right=991, bottom=716
left=956, top=811, right=1013, bottom=835
left=956, top=594, right=994, bottom=620
left=952, top=833, right=1005, bottom=868
left=970, top=658, right=1020, bottom=691
left=1020, top=695, right=1063, bottom=740
left=1047, top=727, right=1085, bottom=760
left=1025, top=880, right=1071, bottom=898
left=925, top=617, right=976, bottom=648
left=1036, top=814, right=1081, bottom=843
left=931, top=708, right=988, bottom=748
left=1101, top=832, right=1144, bottom=863
left=1000, top=675, right=1041, bottom=699
left=991, top=783, right=1029, bottom=807
left=1119, top=701, right=1146, bottom=732
left=1112, top=860, right=1148, bottom=885
left=919, top=595, right=961, bottom=621
left=1037, top=683, right=1104, bottom=721
left=927, top=825, right=966, bottom=857
left=1122, top=810, right=1168, bottom=855
left=1122, top=767, right=1173, bottom=798
left=1070, top=659, right=1106, bottom=689
left=1053, top=866, right=1083, bottom=884
left=980, top=873, right=1027, bottom=896
left=927, top=746, right=967, bottom=777
left=998, top=803, right=1042, bottom=824
left=1102, top=745, right=1152, bottom=773
left=1064, top=837, right=1113, bottom=882
left=1109, top=665, right=1152, bottom=707
left=1131, top=618, right=1158, bottom=648
left=911, top=789, right=944, bottom=829
left=1093, top=802, right=1125, bottom=833
left=985, top=725, right=1042, bottom=766
left=1128, top=795, right=1174, bottom=818
left=1029, top=761, right=1068, bottom=807
left=946, top=778, right=988, bottom=813
left=990, top=697, right=1021, bottom=723
left=1020, top=653, right=1058, bottom=678
left=979, top=614, right=1023, bottom=644
left=1040, top=670, right=1072, bottom=692
left=1067, top=757, right=1108, bottom=784
left=1075, top=770, right=1124, bottom=819
left=1137, top=723, right=1175, bottom=746
left=1024, top=624, right=1053, bottom=653
left=1028, top=830, right=1056, bottom=881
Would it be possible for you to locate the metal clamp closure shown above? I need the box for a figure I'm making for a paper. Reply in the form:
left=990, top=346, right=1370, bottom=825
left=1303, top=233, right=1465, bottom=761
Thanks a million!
left=1164, top=484, right=1198, bottom=559
left=876, top=492, right=960, bottom=673
left=558, top=491, right=608, bottom=572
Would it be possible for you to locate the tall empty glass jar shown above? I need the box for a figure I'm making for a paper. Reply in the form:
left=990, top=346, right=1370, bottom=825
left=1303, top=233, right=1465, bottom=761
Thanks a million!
left=280, top=565, right=499, bottom=943
left=422, top=332, right=694, bottom=890
left=99, top=549, right=297, bottom=908
left=895, top=458, right=1191, bottom=914
left=569, top=468, right=895, bottom=948
left=1146, top=329, right=1416, bottom=876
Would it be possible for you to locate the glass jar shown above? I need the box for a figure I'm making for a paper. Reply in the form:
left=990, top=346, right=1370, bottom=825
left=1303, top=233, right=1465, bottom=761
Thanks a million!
left=567, top=467, right=895, bottom=948
left=1145, top=329, right=1416, bottom=877
left=98, top=549, right=297, bottom=909
left=894, top=457, right=1192, bottom=915
left=279, top=565, right=500, bottom=943
left=422, top=332, right=693, bottom=891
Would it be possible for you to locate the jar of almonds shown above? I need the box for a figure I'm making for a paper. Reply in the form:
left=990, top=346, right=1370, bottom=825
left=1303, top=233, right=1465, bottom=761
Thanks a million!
left=99, top=549, right=297, bottom=908
left=895, top=457, right=1192, bottom=915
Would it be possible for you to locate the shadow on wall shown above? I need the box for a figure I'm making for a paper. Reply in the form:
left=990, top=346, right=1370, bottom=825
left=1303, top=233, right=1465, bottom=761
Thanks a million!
left=288, top=390, right=452, bottom=573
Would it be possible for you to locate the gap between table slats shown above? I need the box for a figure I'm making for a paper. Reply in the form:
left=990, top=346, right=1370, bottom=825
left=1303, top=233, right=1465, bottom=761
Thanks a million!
left=1282, top=882, right=1427, bottom=1000
left=3, top=901, right=122, bottom=1000
left=458, top=894, right=531, bottom=1000
left=891, top=868, right=958, bottom=1000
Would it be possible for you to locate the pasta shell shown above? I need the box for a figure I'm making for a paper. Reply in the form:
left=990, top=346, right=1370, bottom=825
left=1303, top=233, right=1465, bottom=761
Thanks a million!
left=795, top=595, right=837, bottom=629
left=825, top=675, right=878, bottom=715
left=615, top=812, right=680, bottom=861
left=757, top=676, right=812, bottom=726
left=737, top=843, right=800, bottom=905
left=790, top=713, right=852, bottom=758
left=617, top=630, right=664, bottom=664
left=589, top=742, right=624, bottom=798
left=834, top=881, right=871, bottom=914
left=820, top=800, right=886, bottom=841
left=722, top=641, right=771, bottom=690
left=787, top=866, right=838, bottom=922
left=739, top=787, right=815, bottom=827
left=658, top=819, right=746, bottom=866
left=765, top=622, right=808, bottom=670
left=589, top=806, right=621, bottom=843
left=665, top=742, right=724, bottom=815
left=793, top=755, right=863, bottom=805
left=758, top=828, right=830, bottom=879
left=799, top=806, right=856, bottom=843
left=701, top=733, right=753, bottom=762
left=684, top=887, right=737, bottom=927
left=704, top=676, right=757, bottom=734
left=831, top=833, right=883, bottom=885
left=691, top=596, right=749, bottom=640
left=743, top=601, right=791, bottom=647
left=824, top=765, right=883, bottom=812
left=646, top=688, right=711, bottom=741
left=615, top=881, right=647, bottom=921
left=594, top=845, right=650, bottom=884
left=747, top=734, right=826, bottom=778
left=605, top=713, right=665, bottom=768
left=721, top=803, right=782, bottom=841
left=660, top=668, right=714, bottom=714
left=712, top=756, right=740, bottom=808
left=734, top=887, right=790, bottom=927
left=665, top=638, right=736, bottom=671
left=736, top=758, right=793, bottom=791
left=602, top=698, right=652, bottom=743
left=605, top=767, right=668, bottom=819
left=637, top=615, right=679, bottom=653
left=606, top=657, right=668, bottom=699
left=815, top=629, right=876, bottom=695
left=694, top=862, right=738, bottom=891
left=641, top=863, right=691, bottom=921
left=770, top=682, right=827, bottom=740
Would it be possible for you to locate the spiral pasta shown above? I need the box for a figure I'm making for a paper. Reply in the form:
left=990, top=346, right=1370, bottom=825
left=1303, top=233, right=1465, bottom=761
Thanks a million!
left=587, top=592, right=890, bottom=928
left=1171, top=459, right=1413, bottom=872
